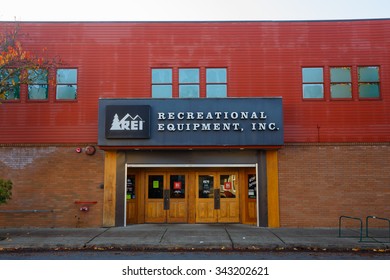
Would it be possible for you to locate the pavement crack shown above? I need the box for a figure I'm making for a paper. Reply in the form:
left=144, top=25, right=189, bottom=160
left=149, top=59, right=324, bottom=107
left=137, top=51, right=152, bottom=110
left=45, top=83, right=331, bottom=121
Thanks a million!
left=159, top=228, right=168, bottom=243
left=267, top=229, right=286, bottom=245
left=224, top=227, right=235, bottom=250
left=84, top=227, right=111, bottom=247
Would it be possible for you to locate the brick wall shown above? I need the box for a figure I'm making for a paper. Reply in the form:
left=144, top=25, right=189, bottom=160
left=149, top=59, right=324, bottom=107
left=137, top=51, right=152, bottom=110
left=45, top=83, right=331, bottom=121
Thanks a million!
left=278, top=144, right=390, bottom=227
left=1, top=144, right=389, bottom=228
left=0, top=146, right=104, bottom=228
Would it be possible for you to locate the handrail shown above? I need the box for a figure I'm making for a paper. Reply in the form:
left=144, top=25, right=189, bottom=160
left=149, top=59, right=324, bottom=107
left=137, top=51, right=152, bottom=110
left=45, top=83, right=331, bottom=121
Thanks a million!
left=0, top=209, right=54, bottom=213
left=338, top=215, right=363, bottom=242
left=366, top=215, right=390, bottom=242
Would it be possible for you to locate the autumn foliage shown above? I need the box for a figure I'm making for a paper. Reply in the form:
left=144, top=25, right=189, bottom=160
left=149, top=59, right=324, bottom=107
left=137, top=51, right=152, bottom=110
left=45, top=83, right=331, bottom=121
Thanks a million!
left=0, top=25, right=61, bottom=100
left=0, top=179, right=12, bottom=205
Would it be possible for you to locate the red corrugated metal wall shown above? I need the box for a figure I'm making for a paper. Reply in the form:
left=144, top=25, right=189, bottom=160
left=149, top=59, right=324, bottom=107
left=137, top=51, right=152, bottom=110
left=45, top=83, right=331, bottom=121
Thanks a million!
left=1, top=20, right=389, bottom=144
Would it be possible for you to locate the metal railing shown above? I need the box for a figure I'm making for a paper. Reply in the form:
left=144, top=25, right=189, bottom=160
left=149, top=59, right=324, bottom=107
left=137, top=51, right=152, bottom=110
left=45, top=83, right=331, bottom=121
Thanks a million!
left=339, top=215, right=390, bottom=243
left=338, top=215, right=363, bottom=242
left=366, top=215, right=390, bottom=242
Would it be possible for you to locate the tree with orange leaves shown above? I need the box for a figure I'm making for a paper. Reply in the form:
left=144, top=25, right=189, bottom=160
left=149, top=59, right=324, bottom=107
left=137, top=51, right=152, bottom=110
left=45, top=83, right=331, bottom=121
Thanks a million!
left=0, top=25, right=61, bottom=100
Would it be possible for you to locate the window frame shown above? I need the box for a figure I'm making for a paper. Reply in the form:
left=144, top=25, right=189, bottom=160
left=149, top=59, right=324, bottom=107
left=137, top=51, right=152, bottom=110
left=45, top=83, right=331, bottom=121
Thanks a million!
left=178, top=68, right=200, bottom=98
left=0, top=68, right=21, bottom=102
left=329, top=66, right=352, bottom=100
left=56, top=68, right=78, bottom=101
left=27, top=68, right=49, bottom=102
left=302, top=67, right=325, bottom=100
left=206, top=67, right=227, bottom=98
left=151, top=68, right=173, bottom=98
left=357, top=66, right=381, bottom=100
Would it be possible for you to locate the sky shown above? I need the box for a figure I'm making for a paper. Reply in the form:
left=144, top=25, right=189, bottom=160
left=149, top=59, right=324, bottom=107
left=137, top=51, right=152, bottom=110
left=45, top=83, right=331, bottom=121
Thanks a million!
left=1, top=0, right=390, bottom=22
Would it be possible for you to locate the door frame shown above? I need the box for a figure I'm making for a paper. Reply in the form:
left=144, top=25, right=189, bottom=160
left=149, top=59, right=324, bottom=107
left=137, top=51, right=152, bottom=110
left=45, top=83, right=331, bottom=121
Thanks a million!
left=124, top=164, right=258, bottom=226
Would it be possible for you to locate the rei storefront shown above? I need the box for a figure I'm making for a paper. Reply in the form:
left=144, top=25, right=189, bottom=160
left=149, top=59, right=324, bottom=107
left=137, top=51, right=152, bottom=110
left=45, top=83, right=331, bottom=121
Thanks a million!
left=98, top=98, right=283, bottom=227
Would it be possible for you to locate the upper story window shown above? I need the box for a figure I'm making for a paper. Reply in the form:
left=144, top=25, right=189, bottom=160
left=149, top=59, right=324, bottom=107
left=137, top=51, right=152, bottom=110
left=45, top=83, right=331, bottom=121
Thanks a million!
left=358, top=66, right=380, bottom=99
left=151, top=67, right=227, bottom=98
left=0, top=69, right=20, bottom=100
left=152, top=68, right=172, bottom=98
left=303, top=66, right=381, bottom=101
left=302, top=67, right=324, bottom=99
left=206, top=68, right=227, bottom=97
left=179, top=68, right=199, bottom=98
left=56, top=69, right=77, bottom=100
left=28, top=69, right=48, bottom=100
left=330, top=67, right=352, bottom=99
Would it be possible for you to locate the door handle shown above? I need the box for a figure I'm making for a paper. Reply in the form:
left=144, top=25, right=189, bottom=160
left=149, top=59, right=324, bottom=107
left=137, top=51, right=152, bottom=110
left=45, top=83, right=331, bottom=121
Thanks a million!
left=214, top=189, right=220, bottom=209
left=163, top=189, right=170, bottom=210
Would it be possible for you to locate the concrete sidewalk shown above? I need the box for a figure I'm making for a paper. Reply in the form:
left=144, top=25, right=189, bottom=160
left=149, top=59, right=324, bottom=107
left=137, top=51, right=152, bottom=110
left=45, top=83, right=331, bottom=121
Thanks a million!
left=0, top=224, right=389, bottom=251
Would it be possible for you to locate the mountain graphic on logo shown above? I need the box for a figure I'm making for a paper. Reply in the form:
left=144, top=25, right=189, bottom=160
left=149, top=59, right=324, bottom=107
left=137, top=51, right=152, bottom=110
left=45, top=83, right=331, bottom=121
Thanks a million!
left=110, top=114, right=143, bottom=130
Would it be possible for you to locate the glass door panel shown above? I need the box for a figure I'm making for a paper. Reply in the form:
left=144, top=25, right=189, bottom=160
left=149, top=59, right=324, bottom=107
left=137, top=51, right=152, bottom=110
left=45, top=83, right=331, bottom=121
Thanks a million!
left=198, top=175, right=214, bottom=198
left=170, top=175, right=185, bottom=198
left=148, top=175, right=164, bottom=199
left=127, top=175, right=136, bottom=200
left=248, top=174, right=256, bottom=199
left=220, top=174, right=237, bottom=198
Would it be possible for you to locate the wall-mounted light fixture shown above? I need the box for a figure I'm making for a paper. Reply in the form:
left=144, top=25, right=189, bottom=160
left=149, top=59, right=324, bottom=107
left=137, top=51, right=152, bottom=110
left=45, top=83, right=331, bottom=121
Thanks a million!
left=85, top=145, right=96, bottom=155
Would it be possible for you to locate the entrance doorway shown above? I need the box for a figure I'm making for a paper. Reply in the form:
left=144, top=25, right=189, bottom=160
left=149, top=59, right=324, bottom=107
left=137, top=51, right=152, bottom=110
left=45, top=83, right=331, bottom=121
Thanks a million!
left=145, top=172, right=188, bottom=223
left=125, top=167, right=257, bottom=225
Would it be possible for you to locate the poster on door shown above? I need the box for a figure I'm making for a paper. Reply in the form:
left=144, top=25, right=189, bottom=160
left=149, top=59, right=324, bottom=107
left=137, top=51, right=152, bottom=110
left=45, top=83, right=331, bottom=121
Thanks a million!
left=248, top=174, right=256, bottom=198
left=224, top=181, right=232, bottom=191
left=202, top=179, right=210, bottom=194
left=173, top=181, right=182, bottom=190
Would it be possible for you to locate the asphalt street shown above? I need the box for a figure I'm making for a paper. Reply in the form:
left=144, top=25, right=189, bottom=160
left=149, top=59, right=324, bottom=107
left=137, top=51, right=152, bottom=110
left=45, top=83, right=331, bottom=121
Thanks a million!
left=1, top=250, right=390, bottom=260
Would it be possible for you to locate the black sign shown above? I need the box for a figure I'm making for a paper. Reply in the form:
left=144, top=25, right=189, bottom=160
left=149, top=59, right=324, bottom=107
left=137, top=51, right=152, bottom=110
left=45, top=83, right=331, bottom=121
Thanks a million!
left=248, top=174, right=257, bottom=199
left=98, top=98, right=283, bottom=147
left=105, top=105, right=150, bottom=139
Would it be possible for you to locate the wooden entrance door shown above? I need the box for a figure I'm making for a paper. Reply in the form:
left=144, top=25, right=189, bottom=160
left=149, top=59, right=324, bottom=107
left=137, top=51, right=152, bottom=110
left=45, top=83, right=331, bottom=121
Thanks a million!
left=167, top=174, right=188, bottom=223
left=145, top=172, right=188, bottom=223
left=126, top=174, right=137, bottom=224
left=196, top=172, right=218, bottom=223
left=196, top=172, right=239, bottom=223
left=219, top=173, right=239, bottom=223
left=246, top=173, right=257, bottom=224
